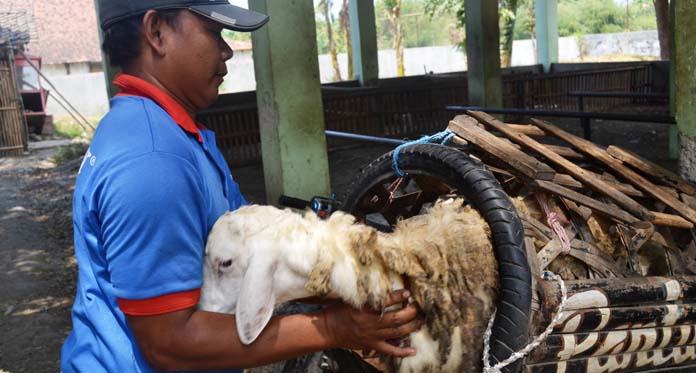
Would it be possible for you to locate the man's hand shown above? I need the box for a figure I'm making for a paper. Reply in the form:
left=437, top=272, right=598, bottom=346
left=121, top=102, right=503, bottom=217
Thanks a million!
left=125, top=290, right=421, bottom=371
left=322, top=290, right=422, bottom=357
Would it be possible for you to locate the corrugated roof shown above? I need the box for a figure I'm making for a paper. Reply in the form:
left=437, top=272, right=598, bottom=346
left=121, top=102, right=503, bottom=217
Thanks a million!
left=0, top=0, right=101, bottom=64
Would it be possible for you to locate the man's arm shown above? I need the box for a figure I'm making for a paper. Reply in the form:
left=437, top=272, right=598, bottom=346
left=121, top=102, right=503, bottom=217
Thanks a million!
left=127, top=290, right=420, bottom=371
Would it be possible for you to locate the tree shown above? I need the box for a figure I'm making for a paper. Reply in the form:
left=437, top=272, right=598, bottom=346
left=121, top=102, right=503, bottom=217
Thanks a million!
left=383, top=0, right=405, bottom=76
left=653, top=0, right=670, bottom=60
left=523, top=0, right=536, bottom=61
left=500, top=0, right=520, bottom=67
left=319, top=0, right=342, bottom=81
left=424, top=0, right=523, bottom=67
left=339, top=0, right=354, bottom=79
left=423, top=0, right=466, bottom=49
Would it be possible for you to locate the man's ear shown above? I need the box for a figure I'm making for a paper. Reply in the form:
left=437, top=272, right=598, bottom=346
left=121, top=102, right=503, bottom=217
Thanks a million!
left=142, top=10, right=167, bottom=57
left=235, top=254, right=278, bottom=345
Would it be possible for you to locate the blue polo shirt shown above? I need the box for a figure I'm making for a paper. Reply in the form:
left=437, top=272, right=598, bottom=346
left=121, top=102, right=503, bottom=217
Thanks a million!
left=61, top=74, right=246, bottom=372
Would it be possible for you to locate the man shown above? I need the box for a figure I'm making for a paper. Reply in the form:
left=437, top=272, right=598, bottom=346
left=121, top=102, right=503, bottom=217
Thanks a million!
left=61, top=1, right=421, bottom=372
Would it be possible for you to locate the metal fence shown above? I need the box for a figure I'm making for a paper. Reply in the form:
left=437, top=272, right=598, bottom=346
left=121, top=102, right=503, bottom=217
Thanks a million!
left=198, top=62, right=664, bottom=167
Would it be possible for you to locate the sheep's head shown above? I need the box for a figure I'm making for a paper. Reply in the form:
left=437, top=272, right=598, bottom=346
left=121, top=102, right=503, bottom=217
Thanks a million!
left=199, top=205, right=317, bottom=345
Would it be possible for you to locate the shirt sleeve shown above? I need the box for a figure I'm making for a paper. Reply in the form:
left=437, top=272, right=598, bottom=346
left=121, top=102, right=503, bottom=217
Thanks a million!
left=228, top=174, right=248, bottom=209
left=98, top=152, right=208, bottom=311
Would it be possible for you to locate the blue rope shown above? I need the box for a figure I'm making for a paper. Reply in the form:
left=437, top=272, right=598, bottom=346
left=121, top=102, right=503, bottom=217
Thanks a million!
left=392, top=130, right=455, bottom=177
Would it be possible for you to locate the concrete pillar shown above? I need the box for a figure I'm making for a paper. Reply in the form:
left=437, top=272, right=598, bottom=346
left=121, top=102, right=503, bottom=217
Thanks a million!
left=249, top=0, right=331, bottom=205
left=668, top=0, right=678, bottom=160
left=535, top=0, right=559, bottom=72
left=675, top=0, right=696, bottom=181
left=465, top=0, right=502, bottom=107
left=92, top=0, right=119, bottom=99
left=349, top=0, right=379, bottom=86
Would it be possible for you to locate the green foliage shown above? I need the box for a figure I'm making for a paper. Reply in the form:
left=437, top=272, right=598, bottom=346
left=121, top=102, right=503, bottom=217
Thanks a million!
left=312, top=0, right=658, bottom=61
left=52, top=142, right=90, bottom=165
left=514, top=0, right=657, bottom=39
left=53, top=118, right=96, bottom=139
left=222, top=30, right=251, bottom=42
left=315, top=0, right=462, bottom=55
left=375, top=0, right=462, bottom=49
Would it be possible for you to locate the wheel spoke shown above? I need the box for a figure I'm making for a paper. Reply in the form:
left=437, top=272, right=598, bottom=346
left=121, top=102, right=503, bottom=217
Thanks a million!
left=356, top=184, right=391, bottom=213
left=412, top=174, right=455, bottom=196
left=388, top=191, right=422, bottom=211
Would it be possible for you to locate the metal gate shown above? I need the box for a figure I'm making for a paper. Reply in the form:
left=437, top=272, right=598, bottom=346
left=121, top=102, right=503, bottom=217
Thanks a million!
left=0, top=51, right=27, bottom=156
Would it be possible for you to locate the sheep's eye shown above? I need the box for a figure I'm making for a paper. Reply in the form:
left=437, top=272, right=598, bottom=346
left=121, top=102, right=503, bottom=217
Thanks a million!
left=221, top=259, right=233, bottom=268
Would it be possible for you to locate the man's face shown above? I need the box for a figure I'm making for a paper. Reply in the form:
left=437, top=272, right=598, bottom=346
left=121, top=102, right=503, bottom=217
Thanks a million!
left=160, top=11, right=232, bottom=111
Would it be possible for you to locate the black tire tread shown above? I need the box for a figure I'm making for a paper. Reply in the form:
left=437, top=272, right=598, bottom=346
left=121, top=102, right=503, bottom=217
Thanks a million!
left=340, top=144, right=531, bottom=373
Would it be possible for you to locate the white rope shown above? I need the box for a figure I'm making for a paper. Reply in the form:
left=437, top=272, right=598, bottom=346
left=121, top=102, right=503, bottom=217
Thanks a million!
left=482, top=271, right=568, bottom=373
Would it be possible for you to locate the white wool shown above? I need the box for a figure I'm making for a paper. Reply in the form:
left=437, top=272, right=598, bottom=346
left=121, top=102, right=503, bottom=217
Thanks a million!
left=199, top=200, right=497, bottom=372
left=399, top=329, right=440, bottom=372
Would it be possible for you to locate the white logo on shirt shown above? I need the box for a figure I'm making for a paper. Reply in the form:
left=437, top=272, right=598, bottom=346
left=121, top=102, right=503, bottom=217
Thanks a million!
left=78, top=149, right=93, bottom=174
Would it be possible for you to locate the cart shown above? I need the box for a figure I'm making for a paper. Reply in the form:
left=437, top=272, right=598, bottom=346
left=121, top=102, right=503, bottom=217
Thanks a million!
left=291, top=111, right=696, bottom=373
left=14, top=53, right=50, bottom=135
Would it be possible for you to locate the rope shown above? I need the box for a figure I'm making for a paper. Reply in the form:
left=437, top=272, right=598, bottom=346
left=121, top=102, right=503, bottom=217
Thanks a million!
left=392, top=130, right=455, bottom=177
left=535, top=193, right=571, bottom=255
left=482, top=271, right=568, bottom=373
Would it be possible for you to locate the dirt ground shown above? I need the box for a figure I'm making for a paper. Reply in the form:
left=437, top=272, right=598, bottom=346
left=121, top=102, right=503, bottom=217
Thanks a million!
left=0, top=105, right=675, bottom=372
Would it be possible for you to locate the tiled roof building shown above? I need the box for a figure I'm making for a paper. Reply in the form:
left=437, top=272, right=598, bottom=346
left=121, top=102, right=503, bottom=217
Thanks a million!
left=0, top=0, right=101, bottom=65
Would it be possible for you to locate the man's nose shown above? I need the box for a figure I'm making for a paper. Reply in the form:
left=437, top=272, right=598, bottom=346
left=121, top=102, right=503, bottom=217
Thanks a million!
left=222, top=42, right=234, bottom=62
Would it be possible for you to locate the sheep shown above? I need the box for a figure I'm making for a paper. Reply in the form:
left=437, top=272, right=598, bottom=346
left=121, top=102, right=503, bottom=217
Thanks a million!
left=199, top=199, right=499, bottom=373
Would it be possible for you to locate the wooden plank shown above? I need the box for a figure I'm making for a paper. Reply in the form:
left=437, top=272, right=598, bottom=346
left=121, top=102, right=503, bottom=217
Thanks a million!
left=537, top=226, right=577, bottom=269
left=505, top=123, right=546, bottom=137
left=447, top=115, right=556, bottom=180
left=554, top=304, right=696, bottom=333
left=544, top=182, right=684, bottom=228
left=588, top=170, right=645, bottom=198
left=660, top=185, right=681, bottom=198
left=537, top=238, right=564, bottom=270
left=546, top=275, right=696, bottom=309
left=532, top=118, right=696, bottom=225
left=561, top=198, right=593, bottom=220
left=0, top=145, right=25, bottom=151
left=552, top=173, right=583, bottom=189
left=524, top=236, right=541, bottom=275
left=682, top=193, right=696, bottom=210
left=652, top=211, right=694, bottom=229
left=467, top=111, right=654, bottom=220
left=570, top=239, right=622, bottom=271
left=534, top=180, right=639, bottom=224
left=607, top=145, right=696, bottom=195
left=450, top=134, right=468, bottom=146
left=499, top=127, right=582, bottom=160
left=522, top=215, right=555, bottom=242
left=530, top=329, right=696, bottom=363
left=527, top=355, right=696, bottom=373
left=544, top=144, right=586, bottom=160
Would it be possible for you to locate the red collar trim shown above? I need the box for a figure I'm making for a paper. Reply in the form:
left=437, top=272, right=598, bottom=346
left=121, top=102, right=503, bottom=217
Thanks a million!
left=114, top=74, right=205, bottom=143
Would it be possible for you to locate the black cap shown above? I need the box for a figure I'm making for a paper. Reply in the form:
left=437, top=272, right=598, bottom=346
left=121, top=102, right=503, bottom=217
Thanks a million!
left=99, top=0, right=269, bottom=31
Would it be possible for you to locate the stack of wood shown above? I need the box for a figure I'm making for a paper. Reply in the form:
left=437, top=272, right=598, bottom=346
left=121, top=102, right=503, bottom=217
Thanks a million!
left=447, top=111, right=696, bottom=281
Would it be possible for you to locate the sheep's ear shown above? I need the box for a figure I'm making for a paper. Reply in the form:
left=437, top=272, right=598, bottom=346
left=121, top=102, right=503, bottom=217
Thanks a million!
left=235, top=255, right=277, bottom=345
